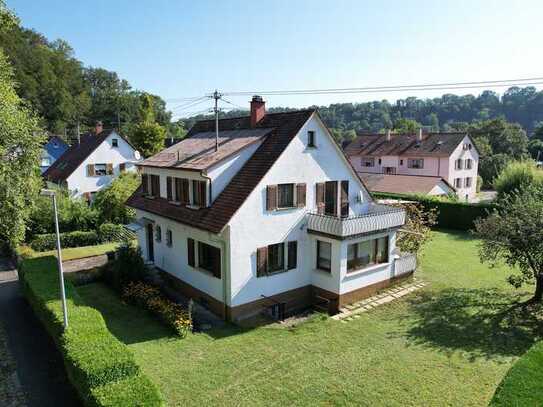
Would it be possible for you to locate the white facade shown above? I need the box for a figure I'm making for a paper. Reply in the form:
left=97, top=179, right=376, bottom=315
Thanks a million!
left=135, top=113, right=413, bottom=320
left=66, top=131, right=141, bottom=199
left=350, top=135, right=479, bottom=199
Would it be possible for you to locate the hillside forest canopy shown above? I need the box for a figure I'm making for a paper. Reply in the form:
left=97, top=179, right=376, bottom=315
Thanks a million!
left=1, top=0, right=543, bottom=183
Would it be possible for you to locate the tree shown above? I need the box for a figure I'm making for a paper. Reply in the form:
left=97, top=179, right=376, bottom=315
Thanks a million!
left=493, top=161, right=543, bottom=200
left=528, top=139, right=543, bottom=160
left=479, top=153, right=510, bottom=188
left=468, top=118, right=529, bottom=159
left=392, top=118, right=421, bottom=134
left=533, top=122, right=543, bottom=141
left=0, top=49, right=44, bottom=249
left=93, top=172, right=139, bottom=224
left=129, top=93, right=166, bottom=157
left=391, top=202, right=437, bottom=255
left=475, top=186, right=543, bottom=302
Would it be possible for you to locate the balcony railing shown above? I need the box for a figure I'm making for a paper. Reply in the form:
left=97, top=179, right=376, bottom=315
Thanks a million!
left=394, top=253, right=417, bottom=276
left=307, top=204, right=405, bottom=239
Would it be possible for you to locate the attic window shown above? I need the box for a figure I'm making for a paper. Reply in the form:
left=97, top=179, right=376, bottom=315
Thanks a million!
left=112, top=138, right=118, bottom=147
left=308, top=131, right=316, bottom=147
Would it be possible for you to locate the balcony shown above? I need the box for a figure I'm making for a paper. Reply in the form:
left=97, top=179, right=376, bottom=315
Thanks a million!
left=306, top=204, right=405, bottom=239
left=394, top=253, right=417, bottom=276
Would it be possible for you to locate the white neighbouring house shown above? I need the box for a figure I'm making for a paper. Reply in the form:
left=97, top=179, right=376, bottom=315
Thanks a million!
left=127, top=97, right=416, bottom=321
left=43, top=122, right=142, bottom=201
left=345, top=130, right=480, bottom=200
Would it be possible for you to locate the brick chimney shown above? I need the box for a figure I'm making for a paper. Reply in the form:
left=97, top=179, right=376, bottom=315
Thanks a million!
left=250, top=96, right=265, bottom=128
left=386, top=129, right=391, bottom=141
left=417, top=128, right=423, bottom=142
left=95, top=120, right=103, bottom=135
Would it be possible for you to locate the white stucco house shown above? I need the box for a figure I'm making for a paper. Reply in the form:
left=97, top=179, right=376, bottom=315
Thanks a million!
left=43, top=122, right=142, bottom=201
left=127, top=97, right=416, bottom=321
left=345, top=130, right=480, bottom=200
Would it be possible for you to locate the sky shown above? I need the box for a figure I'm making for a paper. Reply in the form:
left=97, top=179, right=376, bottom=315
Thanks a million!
left=7, top=0, right=543, bottom=119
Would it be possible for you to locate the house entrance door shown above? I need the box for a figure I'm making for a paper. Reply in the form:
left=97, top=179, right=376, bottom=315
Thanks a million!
left=146, top=223, right=154, bottom=262
left=383, top=167, right=396, bottom=175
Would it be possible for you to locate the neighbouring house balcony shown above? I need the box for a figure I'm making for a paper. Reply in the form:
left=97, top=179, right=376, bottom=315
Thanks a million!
left=306, top=204, right=405, bottom=239
left=393, top=253, right=417, bottom=276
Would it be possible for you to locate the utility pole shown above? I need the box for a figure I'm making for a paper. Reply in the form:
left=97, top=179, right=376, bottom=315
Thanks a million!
left=213, top=89, right=221, bottom=152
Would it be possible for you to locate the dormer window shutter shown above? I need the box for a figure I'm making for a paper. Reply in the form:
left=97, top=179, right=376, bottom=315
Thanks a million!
left=256, top=246, right=268, bottom=277
left=187, top=238, right=195, bottom=267
left=106, top=163, right=113, bottom=175
left=200, top=181, right=207, bottom=207
left=266, top=185, right=278, bottom=211
left=316, top=182, right=325, bottom=214
left=142, top=174, right=148, bottom=194
left=166, top=177, right=173, bottom=201
left=340, top=180, right=349, bottom=217
left=296, top=183, right=306, bottom=208
left=87, top=164, right=95, bottom=176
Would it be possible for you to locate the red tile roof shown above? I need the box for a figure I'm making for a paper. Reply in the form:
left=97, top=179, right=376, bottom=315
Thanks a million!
left=358, top=173, right=455, bottom=195
left=126, top=109, right=315, bottom=234
left=345, top=132, right=468, bottom=158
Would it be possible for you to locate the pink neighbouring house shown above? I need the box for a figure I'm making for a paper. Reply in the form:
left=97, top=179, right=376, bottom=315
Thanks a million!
left=344, top=130, right=480, bottom=200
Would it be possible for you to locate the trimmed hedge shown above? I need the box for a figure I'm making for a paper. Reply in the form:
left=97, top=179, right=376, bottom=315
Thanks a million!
left=490, top=341, right=543, bottom=406
left=372, top=192, right=496, bottom=231
left=30, top=231, right=100, bottom=252
left=19, top=256, right=164, bottom=406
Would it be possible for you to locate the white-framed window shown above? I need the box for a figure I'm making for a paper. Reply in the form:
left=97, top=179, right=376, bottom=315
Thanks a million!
left=316, top=240, right=332, bottom=272
left=361, top=157, right=375, bottom=167
left=112, top=138, right=118, bottom=147
left=408, top=158, right=424, bottom=169
left=465, top=159, right=473, bottom=169
left=94, top=164, right=107, bottom=176
left=41, top=157, right=51, bottom=167
left=454, top=159, right=463, bottom=170
left=464, top=177, right=472, bottom=188
left=155, top=225, right=162, bottom=242
left=454, top=178, right=462, bottom=188
left=166, top=229, right=173, bottom=247
left=347, top=236, right=389, bottom=272
left=277, top=184, right=295, bottom=209
left=307, top=131, right=316, bottom=147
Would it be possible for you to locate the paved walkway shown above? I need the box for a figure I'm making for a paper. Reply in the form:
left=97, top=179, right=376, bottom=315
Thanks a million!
left=332, top=278, right=427, bottom=322
left=0, top=258, right=80, bottom=406
left=63, top=254, right=108, bottom=273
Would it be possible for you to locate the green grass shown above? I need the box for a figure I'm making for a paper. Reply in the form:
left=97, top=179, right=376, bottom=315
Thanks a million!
left=490, top=341, right=543, bottom=406
left=78, top=230, right=543, bottom=406
left=18, top=242, right=120, bottom=261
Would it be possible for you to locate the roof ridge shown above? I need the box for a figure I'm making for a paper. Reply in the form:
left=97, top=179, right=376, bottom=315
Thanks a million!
left=193, top=108, right=317, bottom=125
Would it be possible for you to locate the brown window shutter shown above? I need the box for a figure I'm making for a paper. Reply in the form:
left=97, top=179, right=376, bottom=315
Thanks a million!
left=182, top=179, right=190, bottom=204
left=256, top=246, right=268, bottom=277
left=199, top=181, right=207, bottom=207
left=187, top=238, right=195, bottom=267
left=266, top=185, right=277, bottom=211
left=142, top=174, right=148, bottom=194
left=287, top=241, right=297, bottom=270
left=87, top=164, right=95, bottom=176
left=83, top=192, right=91, bottom=203
left=296, top=183, right=306, bottom=208
left=166, top=177, right=172, bottom=201
left=106, top=163, right=113, bottom=175
left=341, top=180, right=349, bottom=217
left=316, top=182, right=325, bottom=214
left=119, top=163, right=126, bottom=172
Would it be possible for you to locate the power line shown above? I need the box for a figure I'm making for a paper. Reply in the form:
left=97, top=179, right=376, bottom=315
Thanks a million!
left=213, top=77, right=543, bottom=97
left=220, top=97, right=246, bottom=110
left=170, top=96, right=210, bottom=111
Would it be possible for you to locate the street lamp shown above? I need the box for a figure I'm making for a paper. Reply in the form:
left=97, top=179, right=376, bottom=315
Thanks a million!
left=40, top=189, right=68, bottom=329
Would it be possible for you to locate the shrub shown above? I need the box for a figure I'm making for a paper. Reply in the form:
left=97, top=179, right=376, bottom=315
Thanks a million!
left=476, top=175, right=483, bottom=193
left=372, top=192, right=495, bottom=231
left=30, top=230, right=100, bottom=251
left=493, top=160, right=543, bottom=200
left=123, top=281, right=192, bottom=338
left=93, top=172, right=139, bottom=225
left=103, top=242, right=149, bottom=292
left=97, top=223, right=132, bottom=243
left=19, top=256, right=163, bottom=406
left=27, top=188, right=98, bottom=239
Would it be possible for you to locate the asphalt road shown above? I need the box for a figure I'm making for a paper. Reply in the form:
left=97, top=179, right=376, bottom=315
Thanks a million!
left=0, top=258, right=80, bottom=407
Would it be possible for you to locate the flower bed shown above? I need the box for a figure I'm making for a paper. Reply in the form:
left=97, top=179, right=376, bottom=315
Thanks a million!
left=123, top=281, right=193, bottom=338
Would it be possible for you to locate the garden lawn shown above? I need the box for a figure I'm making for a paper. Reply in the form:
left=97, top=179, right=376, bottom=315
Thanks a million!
left=78, top=230, right=543, bottom=406
left=19, top=242, right=120, bottom=261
